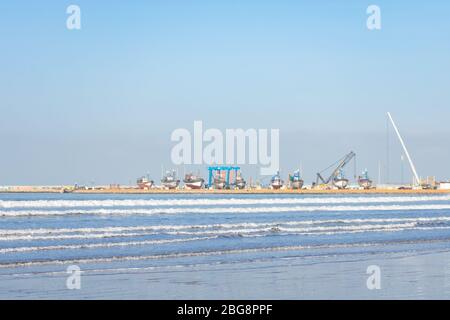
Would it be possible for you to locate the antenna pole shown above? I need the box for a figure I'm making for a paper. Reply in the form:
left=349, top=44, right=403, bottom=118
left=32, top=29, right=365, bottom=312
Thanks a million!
left=387, top=112, right=420, bottom=186
left=378, top=160, right=382, bottom=185
left=386, top=115, right=390, bottom=184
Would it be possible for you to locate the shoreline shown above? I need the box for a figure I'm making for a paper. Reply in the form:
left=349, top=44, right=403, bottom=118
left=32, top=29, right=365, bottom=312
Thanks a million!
left=2, top=247, right=450, bottom=299
left=1, top=188, right=450, bottom=195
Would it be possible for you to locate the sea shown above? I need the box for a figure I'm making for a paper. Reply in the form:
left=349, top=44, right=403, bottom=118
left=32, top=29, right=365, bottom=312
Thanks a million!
left=1, top=192, right=450, bottom=299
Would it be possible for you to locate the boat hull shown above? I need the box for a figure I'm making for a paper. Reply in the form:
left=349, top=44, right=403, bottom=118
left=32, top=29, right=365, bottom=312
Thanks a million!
left=358, top=179, right=373, bottom=189
left=235, top=181, right=246, bottom=189
left=184, top=180, right=204, bottom=189
left=290, top=180, right=304, bottom=190
left=214, top=182, right=226, bottom=189
left=333, top=179, right=349, bottom=189
left=213, top=178, right=227, bottom=189
left=137, top=182, right=153, bottom=190
left=162, top=181, right=180, bottom=189
left=271, top=182, right=283, bottom=190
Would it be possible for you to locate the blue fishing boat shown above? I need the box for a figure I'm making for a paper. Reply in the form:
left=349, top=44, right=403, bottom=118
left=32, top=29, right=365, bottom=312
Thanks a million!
left=271, top=171, right=283, bottom=190
left=333, top=169, right=349, bottom=189
left=289, top=170, right=304, bottom=190
left=358, top=169, right=373, bottom=189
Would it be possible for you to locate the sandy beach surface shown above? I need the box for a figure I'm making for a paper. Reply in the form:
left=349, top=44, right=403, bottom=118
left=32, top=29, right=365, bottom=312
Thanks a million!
left=1, top=247, right=450, bottom=299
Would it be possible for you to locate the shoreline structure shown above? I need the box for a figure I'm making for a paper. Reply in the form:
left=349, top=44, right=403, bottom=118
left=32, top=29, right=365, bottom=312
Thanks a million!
left=1, top=186, right=450, bottom=195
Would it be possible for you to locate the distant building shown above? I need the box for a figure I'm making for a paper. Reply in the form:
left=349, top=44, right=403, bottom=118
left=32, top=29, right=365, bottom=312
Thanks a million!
left=439, top=182, right=450, bottom=190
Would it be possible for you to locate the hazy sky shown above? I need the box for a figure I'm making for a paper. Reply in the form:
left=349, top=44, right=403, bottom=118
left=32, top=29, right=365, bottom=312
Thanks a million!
left=1, top=1, right=449, bottom=185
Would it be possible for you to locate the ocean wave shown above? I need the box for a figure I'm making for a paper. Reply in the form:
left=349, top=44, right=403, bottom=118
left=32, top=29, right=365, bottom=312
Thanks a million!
left=0, top=244, right=369, bottom=268
left=0, top=236, right=216, bottom=254
left=1, top=204, right=450, bottom=217
left=2, top=216, right=450, bottom=240
left=170, top=222, right=417, bottom=235
left=0, top=232, right=156, bottom=242
left=1, top=195, right=449, bottom=209
left=2, top=238, right=448, bottom=269
left=2, top=220, right=449, bottom=243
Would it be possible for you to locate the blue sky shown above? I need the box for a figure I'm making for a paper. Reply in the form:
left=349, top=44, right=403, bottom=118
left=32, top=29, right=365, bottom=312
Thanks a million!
left=0, top=1, right=449, bottom=185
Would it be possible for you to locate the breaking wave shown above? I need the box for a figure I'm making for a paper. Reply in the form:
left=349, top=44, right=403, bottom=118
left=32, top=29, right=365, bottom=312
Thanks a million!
left=3, top=216, right=450, bottom=237
left=2, top=237, right=450, bottom=269
left=0, top=236, right=216, bottom=254
left=2, top=194, right=450, bottom=276
left=1, top=204, right=450, bottom=216
left=2, top=217, right=450, bottom=243
left=1, top=195, right=450, bottom=209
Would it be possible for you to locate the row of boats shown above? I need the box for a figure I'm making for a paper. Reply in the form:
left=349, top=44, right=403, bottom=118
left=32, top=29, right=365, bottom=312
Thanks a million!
left=271, top=169, right=373, bottom=190
left=138, top=171, right=247, bottom=190
left=138, top=171, right=210, bottom=190
left=137, top=168, right=373, bottom=190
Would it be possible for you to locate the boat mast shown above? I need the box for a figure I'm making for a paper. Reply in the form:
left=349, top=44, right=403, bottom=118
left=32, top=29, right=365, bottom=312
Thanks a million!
left=386, top=112, right=420, bottom=186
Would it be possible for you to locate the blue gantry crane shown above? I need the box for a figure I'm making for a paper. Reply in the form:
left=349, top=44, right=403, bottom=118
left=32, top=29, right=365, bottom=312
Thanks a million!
left=207, top=166, right=241, bottom=188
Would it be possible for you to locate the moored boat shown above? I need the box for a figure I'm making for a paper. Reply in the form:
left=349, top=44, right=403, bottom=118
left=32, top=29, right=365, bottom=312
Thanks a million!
left=137, top=176, right=153, bottom=190
left=183, top=173, right=204, bottom=189
left=271, top=171, right=283, bottom=190
left=289, top=170, right=304, bottom=190
left=161, top=170, right=180, bottom=189
left=213, top=174, right=227, bottom=189
left=333, top=169, right=349, bottom=189
left=234, top=172, right=246, bottom=189
left=358, top=169, right=373, bottom=189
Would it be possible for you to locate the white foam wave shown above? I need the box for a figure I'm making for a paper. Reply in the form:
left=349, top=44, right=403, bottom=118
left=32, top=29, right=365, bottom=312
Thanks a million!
left=0, top=236, right=215, bottom=254
left=1, top=239, right=443, bottom=269
left=0, top=216, right=450, bottom=236
left=0, top=244, right=364, bottom=268
left=2, top=216, right=450, bottom=240
left=0, top=216, right=450, bottom=241
left=168, top=222, right=417, bottom=235
left=1, top=204, right=450, bottom=217
left=1, top=195, right=449, bottom=209
left=0, top=232, right=155, bottom=242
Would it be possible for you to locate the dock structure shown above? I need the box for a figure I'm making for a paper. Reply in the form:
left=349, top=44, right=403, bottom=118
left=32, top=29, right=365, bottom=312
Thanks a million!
left=3, top=187, right=449, bottom=195
left=207, top=166, right=240, bottom=188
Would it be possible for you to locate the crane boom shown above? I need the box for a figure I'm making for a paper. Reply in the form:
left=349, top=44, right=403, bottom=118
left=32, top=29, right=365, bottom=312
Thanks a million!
left=387, top=112, right=421, bottom=187
left=316, top=151, right=356, bottom=185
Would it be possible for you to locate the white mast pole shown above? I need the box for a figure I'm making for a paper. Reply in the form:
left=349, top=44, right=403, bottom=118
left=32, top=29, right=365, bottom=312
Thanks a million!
left=378, top=160, right=381, bottom=185
left=386, top=112, right=420, bottom=187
